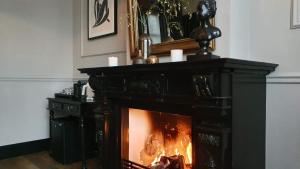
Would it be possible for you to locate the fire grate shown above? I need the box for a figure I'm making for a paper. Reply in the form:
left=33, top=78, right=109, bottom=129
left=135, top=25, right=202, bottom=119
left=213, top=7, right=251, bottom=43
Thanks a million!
left=122, top=159, right=150, bottom=169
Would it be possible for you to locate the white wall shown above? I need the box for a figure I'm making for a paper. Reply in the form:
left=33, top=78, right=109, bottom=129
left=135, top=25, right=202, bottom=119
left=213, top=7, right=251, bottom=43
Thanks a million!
left=0, top=0, right=74, bottom=146
left=249, top=0, right=300, bottom=75
left=266, top=81, right=300, bottom=169
left=214, top=0, right=232, bottom=58
left=255, top=1, right=300, bottom=169
left=226, top=0, right=300, bottom=168
left=73, top=0, right=127, bottom=78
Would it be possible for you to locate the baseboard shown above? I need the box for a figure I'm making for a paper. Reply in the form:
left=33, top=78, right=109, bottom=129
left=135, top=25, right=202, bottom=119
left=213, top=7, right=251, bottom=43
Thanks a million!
left=0, top=139, right=50, bottom=160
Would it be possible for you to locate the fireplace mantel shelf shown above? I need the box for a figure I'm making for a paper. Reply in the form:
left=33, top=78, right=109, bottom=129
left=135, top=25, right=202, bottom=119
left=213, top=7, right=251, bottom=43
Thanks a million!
left=79, top=58, right=277, bottom=75
left=79, top=58, right=277, bottom=169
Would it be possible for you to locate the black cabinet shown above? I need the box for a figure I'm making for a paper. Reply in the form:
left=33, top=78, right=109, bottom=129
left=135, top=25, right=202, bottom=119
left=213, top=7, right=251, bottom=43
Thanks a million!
left=48, top=98, right=98, bottom=168
left=50, top=117, right=80, bottom=164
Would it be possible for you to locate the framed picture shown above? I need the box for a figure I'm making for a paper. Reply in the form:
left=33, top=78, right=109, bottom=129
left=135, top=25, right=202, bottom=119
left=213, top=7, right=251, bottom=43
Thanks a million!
left=88, top=0, right=117, bottom=39
left=291, top=0, right=300, bottom=29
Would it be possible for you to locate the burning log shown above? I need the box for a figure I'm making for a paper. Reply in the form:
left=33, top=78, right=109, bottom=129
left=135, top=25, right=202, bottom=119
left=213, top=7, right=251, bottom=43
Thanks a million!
left=151, top=156, right=170, bottom=169
left=151, top=155, right=187, bottom=169
left=168, top=155, right=186, bottom=169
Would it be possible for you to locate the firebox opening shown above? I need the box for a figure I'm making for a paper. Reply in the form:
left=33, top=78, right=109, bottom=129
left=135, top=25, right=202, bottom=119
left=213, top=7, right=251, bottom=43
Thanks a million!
left=124, top=108, right=192, bottom=169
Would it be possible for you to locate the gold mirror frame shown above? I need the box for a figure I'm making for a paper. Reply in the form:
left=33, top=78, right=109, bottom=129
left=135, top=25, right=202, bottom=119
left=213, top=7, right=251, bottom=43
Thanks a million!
left=127, top=0, right=216, bottom=58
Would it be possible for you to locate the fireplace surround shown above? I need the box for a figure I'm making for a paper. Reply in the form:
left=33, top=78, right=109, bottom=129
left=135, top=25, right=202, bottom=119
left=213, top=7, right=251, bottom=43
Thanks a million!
left=79, top=58, right=277, bottom=169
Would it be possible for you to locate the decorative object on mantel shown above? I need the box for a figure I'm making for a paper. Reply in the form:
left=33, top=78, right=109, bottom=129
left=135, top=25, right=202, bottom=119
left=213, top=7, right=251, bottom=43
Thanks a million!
left=171, top=49, right=184, bottom=62
left=88, top=0, right=117, bottom=39
left=146, top=55, right=159, bottom=64
left=81, top=83, right=95, bottom=102
left=139, top=33, right=152, bottom=59
left=291, top=0, right=300, bottom=29
left=133, top=50, right=146, bottom=64
left=136, top=5, right=153, bottom=59
left=187, top=0, right=221, bottom=61
left=108, top=56, right=118, bottom=66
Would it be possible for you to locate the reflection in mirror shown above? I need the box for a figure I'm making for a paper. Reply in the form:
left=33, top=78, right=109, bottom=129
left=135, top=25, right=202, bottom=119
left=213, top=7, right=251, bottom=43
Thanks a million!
left=136, top=0, right=200, bottom=44
left=127, top=0, right=215, bottom=58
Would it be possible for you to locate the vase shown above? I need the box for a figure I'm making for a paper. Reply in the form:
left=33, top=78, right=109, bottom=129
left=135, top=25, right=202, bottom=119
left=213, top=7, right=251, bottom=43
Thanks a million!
left=139, top=33, right=152, bottom=59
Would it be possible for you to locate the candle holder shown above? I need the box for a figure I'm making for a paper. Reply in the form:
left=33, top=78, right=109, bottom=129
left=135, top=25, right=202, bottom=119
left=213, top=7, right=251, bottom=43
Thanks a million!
left=187, top=0, right=221, bottom=61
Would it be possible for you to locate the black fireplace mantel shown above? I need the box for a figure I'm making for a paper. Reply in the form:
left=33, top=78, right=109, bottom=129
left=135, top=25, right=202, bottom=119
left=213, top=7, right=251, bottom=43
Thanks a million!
left=79, top=58, right=277, bottom=169
left=80, top=58, right=276, bottom=75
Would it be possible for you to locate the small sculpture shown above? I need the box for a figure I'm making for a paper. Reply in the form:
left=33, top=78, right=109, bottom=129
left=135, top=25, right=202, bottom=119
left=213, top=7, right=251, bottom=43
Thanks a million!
left=187, top=0, right=221, bottom=61
left=146, top=55, right=159, bottom=64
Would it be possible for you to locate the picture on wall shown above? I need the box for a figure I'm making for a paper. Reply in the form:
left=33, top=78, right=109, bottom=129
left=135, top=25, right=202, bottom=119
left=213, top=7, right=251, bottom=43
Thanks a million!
left=291, top=0, right=300, bottom=29
left=88, top=0, right=117, bottom=39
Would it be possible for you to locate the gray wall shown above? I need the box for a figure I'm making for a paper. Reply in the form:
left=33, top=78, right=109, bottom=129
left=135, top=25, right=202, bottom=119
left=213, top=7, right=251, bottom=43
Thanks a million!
left=216, top=0, right=300, bottom=168
left=0, top=0, right=74, bottom=146
left=73, top=0, right=127, bottom=78
left=222, top=0, right=300, bottom=167
left=247, top=0, right=300, bottom=168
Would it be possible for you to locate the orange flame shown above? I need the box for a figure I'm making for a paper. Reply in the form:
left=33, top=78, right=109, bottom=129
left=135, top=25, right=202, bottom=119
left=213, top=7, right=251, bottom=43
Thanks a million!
left=128, top=109, right=192, bottom=167
left=150, top=142, right=192, bottom=167
left=175, top=148, right=179, bottom=156
left=186, top=142, right=192, bottom=164
left=151, top=150, right=165, bottom=166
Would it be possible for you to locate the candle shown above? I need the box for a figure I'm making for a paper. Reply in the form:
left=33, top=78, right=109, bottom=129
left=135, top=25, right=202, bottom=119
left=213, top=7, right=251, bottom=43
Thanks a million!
left=108, top=56, right=118, bottom=66
left=171, top=49, right=183, bottom=62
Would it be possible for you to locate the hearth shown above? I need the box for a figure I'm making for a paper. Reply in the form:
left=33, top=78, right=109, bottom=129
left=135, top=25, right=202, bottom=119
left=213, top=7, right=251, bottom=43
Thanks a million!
left=122, top=108, right=192, bottom=169
left=119, top=100, right=231, bottom=169
left=79, top=59, right=277, bottom=169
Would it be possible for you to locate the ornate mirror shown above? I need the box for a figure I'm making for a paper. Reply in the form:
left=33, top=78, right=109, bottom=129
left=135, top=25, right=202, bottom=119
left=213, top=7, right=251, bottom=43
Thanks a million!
left=127, top=0, right=215, bottom=58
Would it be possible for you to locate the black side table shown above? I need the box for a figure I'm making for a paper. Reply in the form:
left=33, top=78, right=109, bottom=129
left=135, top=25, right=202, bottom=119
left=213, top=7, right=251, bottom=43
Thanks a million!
left=48, top=98, right=97, bottom=169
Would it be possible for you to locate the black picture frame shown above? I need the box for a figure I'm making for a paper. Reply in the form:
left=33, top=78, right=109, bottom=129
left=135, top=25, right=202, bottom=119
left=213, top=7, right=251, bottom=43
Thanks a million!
left=88, top=0, right=118, bottom=40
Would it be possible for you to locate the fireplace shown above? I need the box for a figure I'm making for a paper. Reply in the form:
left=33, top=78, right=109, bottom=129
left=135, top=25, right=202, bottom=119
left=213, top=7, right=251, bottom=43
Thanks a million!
left=79, top=58, right=277, bottom=169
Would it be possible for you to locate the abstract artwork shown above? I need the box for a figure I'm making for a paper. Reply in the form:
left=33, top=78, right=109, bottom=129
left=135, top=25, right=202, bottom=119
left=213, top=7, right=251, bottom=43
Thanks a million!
left=88, top=0, right=117, bottom=39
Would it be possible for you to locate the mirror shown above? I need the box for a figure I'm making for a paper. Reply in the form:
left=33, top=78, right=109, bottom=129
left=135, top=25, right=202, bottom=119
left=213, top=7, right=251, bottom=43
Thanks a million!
left=127, top=0, right=215, bottom=58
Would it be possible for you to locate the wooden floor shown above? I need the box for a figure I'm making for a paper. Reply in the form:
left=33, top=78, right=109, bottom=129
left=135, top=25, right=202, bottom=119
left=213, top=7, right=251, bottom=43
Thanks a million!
left=0, top=152, right=98, bottom=169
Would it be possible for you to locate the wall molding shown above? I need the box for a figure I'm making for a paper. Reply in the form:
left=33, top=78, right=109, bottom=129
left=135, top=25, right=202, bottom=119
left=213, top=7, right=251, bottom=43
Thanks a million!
left=81, top=50, right=126, bottom=58
left=0, top=77, right=76, bottom=83
left=0, top=76, right=298, bottom=84
left=267, top=75, right=300, bottom=84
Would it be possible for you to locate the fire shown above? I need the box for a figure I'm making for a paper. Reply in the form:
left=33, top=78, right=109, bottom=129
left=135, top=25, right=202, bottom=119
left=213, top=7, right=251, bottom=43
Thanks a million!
left=186, top=142, right=192, bottom=164
left=128, top=108, right=192, bottom=168
left=151, top=150, right=165, bottom=166
left=150, top=141, right=192, bottom=168
left=175, top=148, right=179, bottom=156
